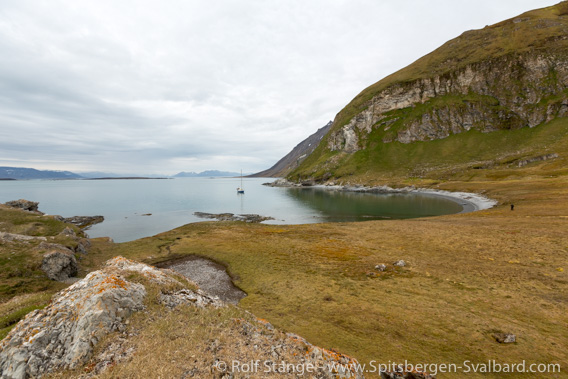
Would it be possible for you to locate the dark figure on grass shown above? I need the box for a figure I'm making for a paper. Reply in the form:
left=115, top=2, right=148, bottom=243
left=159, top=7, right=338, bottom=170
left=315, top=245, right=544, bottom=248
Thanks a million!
left=511, top=204, right=514, bottom=211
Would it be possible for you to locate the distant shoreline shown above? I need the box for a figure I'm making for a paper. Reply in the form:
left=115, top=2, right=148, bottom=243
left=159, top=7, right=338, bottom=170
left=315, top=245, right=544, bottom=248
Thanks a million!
left=0, top=177, right=171, bottom=181
left=85, top=177, right=171, bottom=180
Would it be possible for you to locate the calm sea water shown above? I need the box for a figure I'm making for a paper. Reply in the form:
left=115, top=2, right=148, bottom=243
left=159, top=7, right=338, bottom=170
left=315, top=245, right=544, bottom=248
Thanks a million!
left=0, top=177, right=462, bottom=242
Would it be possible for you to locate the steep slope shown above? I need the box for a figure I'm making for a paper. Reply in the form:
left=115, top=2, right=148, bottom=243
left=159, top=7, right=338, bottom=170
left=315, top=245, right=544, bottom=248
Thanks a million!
left=289, top=2, right=568, bottom=182
left=251, top=121, right=332, bottom=177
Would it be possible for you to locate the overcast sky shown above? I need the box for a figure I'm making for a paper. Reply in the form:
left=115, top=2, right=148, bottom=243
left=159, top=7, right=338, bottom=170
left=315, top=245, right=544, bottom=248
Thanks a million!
left=0, top=0, right=556, bottom=175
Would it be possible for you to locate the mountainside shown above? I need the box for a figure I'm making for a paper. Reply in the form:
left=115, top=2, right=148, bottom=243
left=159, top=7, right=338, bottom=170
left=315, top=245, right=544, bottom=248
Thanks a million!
left=288, top=2, right=568, bottom=183
left=251, top=121, right=333, bottom=177
left=0, top=167, right=82, bottom=180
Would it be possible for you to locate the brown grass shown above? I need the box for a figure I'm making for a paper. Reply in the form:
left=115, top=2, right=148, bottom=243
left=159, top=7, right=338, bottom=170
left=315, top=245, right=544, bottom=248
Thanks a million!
left=78, top=174, right=567, bottom=378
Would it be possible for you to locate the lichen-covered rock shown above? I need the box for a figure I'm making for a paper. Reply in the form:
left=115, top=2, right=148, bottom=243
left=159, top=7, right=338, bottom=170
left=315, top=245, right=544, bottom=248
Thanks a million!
left=41, top=250, right=78, bottom=281
left=0, top=257, right=179, bottom=378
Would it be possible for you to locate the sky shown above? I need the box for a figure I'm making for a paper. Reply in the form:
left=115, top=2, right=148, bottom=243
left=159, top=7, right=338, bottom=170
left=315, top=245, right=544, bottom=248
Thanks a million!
left=0, top=0, right=557, bottom=175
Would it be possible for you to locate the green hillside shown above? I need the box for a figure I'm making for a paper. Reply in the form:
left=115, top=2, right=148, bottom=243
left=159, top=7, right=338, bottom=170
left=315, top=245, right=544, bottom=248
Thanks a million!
left=289, top=1, right=568, bottom=183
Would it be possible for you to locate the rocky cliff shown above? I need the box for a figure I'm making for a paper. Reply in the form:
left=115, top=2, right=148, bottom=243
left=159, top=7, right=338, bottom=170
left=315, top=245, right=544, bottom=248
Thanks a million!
left=289, top=2, right=568, bottom=182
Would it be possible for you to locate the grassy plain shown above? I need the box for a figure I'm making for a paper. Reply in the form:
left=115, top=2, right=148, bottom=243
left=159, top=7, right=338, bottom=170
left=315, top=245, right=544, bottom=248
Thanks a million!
left=79, top=173, right=566, bottom=378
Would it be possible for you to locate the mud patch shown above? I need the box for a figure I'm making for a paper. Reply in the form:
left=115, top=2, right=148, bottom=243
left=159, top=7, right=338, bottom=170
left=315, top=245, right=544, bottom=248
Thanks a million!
left=159, top=256, right=246, bottom=304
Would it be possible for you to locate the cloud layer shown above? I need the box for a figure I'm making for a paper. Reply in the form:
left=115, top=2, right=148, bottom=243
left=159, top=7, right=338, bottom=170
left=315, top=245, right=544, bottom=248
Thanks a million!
left=0, top=0, right=555, bottom=174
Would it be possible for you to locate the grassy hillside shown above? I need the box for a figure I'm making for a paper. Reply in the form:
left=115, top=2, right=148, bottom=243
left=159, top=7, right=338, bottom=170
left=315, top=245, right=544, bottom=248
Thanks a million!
left=289, top=1, right=568, bottom=183
left=332, top=1, right=568, bottom=137
left=290, top=116, right=568, bottom=184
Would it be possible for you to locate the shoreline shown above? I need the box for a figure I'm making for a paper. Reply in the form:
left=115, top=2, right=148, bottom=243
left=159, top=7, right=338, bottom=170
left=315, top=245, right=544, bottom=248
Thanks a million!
left=265, top=178, right=498, bottom=213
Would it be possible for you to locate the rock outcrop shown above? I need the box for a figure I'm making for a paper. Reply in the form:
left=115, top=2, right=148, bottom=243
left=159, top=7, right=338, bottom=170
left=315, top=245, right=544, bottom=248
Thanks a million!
left=0, top=232, right=46, bottom=243
left=3, top=200, right=41, bottom=214
left=194, top=212, right=275, bottom=223
left=60, top=215, right=104, bottom=229
left=327, top=54, right=568, bottom=152
left=0, top=257, right=374, bottom=378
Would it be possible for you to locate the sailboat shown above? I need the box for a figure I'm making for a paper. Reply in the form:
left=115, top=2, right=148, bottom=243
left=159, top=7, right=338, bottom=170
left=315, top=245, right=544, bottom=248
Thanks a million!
left=237, top=169, right=245, bottom=194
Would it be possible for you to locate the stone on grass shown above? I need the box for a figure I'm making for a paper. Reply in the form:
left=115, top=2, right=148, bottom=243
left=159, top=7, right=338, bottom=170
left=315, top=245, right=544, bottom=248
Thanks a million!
left=494, top=333, right=516, bottom=343
left=41, top=250, right=78, bottom=281
left=4, top=199, right=41, bottom=213
left=375, top=264, right=387, bottom=271
left=393, top=260, right=407, bottom=267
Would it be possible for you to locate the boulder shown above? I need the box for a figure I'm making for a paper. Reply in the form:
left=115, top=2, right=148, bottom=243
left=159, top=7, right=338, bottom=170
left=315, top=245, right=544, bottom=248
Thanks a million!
left=74, top=238, right=91, bottom=254
left=58, top=227, right=76, bottom=237
left=375, top=264, right=387, bottom=271
left=0, top=232, right=46, bottom=243
left=4, top=199, right=41, bottom=213
left=494, top=333, right=516, bottom=343
left=41, top=250, right=78, bottom=281
left=393, top=260, right=407, bottom=267
left=0, top=257, right=153, bottom=378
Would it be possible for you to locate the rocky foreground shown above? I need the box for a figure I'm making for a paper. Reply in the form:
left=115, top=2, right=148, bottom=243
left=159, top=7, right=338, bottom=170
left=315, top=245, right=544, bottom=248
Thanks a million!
left=0, top=257, right=375, bottom=378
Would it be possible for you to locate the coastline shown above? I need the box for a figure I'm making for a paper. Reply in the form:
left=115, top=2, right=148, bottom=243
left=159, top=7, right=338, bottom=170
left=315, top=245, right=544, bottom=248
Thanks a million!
left=265, top=178, right=498, bottom=213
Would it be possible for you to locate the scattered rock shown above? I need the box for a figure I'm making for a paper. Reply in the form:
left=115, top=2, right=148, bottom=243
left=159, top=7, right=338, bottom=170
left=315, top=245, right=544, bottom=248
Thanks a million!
left=4, top=199, right=42, bottom=214
left=41, top=250, right=78, bottom=281
left=74, top=238, right=91, bottom=254
left=62, top=215, right=104, bottom=229
left=262, top=178, right=300, bottom=187
left=517, top=153, right=559, bottom=167
left=159, top=288, right=223, bottom=309
left=393, top=260, right=407, bottom=267
left=59, top=226, right=77, bottom=237
left=375, top=264, right=387, bottom=271
left=494, top=333, right=516, bottom=343
left=194, top=212, right=274, bottom=223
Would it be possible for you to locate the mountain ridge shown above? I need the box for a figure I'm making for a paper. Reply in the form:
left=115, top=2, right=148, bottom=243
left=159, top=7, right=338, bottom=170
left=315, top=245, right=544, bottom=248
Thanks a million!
left=250, top=121, right=333, bottom=178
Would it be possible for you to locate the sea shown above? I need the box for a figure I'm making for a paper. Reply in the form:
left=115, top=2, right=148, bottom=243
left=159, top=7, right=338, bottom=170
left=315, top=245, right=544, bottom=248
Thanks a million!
left=0, top=177, right=463, bottom=243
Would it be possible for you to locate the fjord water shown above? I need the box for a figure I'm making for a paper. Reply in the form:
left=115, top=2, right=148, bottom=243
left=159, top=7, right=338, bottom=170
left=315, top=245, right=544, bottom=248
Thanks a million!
left=0, top=177, right=462, bottom=242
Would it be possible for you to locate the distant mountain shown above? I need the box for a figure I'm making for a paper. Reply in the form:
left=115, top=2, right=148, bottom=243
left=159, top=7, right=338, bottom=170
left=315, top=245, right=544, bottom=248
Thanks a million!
left=78, top=171, right=128, bottom=178
left=0, top=167, right=83, bottom=180
left=250, top=121, right=333, bottom=178
left=78, top=172, right=167, bottom=179
left=174, top=170, right=243, bottom=178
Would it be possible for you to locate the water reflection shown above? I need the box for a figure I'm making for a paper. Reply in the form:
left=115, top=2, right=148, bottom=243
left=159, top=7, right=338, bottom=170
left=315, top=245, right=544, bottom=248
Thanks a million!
left=282, top=188, right=463, bottom=221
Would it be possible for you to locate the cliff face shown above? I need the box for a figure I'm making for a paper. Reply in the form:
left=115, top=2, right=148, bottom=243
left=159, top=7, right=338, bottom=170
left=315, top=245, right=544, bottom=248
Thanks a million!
left=327, top=54, right=568, bottom=151
left=251, top=121, right=333, bottom=177
left=289, top=2, right=568, bottom=181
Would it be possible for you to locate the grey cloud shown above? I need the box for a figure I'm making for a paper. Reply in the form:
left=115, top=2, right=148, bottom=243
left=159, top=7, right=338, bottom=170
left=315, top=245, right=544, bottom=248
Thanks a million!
left=0, top=0, right=556, bottom=174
